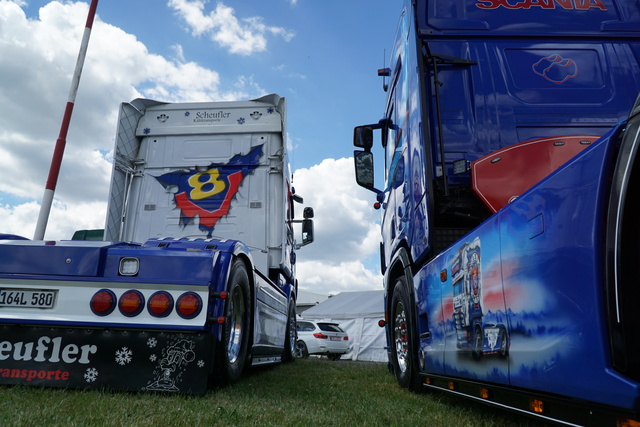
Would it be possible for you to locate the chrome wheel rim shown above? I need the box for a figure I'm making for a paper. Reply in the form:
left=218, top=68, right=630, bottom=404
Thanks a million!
left=227, top=287, right=245, bottom=364
left=473, top=327, right=483, bottom=357
left=394, top=301, right=408, bottom=373
left=288, top=313, right=296, bottom=356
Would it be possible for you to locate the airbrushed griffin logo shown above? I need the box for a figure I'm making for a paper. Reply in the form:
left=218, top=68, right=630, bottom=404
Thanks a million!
left=153, top=145, right=263, bottom=236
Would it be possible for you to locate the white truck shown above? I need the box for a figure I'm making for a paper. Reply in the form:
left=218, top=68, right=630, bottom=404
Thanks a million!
left=0, top=94, right=313, bottom=393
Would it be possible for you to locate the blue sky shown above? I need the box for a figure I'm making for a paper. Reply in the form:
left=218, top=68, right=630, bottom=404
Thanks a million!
left=0, top=0, right=402, bottom=295
left=94, top=0, right=398, bottom=169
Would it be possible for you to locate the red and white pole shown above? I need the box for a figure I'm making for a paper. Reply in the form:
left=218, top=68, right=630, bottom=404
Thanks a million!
left=34, top=0, right=99, bottom=240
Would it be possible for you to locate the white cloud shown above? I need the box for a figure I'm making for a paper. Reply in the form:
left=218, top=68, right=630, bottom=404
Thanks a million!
left=168, top=0, right=294, bottom=56
left=0, top=199, right=106, bottom=240
left=293, top=158, right=383, bottom=295
left=0, top=1, right=382, bottom=296
left=296, top=261, right=382, bottom=295
left=0, top=0, right=266, bottom=239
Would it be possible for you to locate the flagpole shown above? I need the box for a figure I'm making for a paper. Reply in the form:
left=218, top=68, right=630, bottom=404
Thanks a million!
left=33, top=0, right=99, bottom=240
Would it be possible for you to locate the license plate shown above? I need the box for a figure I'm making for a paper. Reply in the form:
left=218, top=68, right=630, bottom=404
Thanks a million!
left=0, top=289, right=57, bottom=309
left=330, top=336, right=342, bottom=341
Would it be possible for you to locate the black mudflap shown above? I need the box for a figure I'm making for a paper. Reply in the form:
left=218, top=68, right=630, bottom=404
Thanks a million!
left=0, top=325, right=212, bottom=393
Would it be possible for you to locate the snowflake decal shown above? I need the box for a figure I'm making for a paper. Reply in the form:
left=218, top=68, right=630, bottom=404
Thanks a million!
left=267, top=107, right=274, bottom=114
left=115, top=347, right=133, bottom=366
left=197, top=360, right=205, bottom=368
left=147, top=337, right=157, bottom=348
left=84, top=367, right=98, bottom=383
left=184, top=111, right=190, bottom=117
left=149, top=354, right=157, bottom=362
left=143, top=127, right=151, bottom=135
left=237, top=117, right=245, bottom=125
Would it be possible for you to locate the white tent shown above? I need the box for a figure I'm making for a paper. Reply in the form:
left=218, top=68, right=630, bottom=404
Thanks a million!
left=301, top=290, right=388, bottom=362
left=296, top=290, right=329, bottom=315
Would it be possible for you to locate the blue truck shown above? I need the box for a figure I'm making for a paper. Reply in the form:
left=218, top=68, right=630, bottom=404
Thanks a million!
left=353, top=0, right=640, bottom=425
left=0, top=94, right=314, bottom=393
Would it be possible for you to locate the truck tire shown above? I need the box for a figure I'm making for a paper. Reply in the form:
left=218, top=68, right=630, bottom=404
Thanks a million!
left=282, top=301, right=297, bottom=363
left=498, top=327, right=509, bottom=358
left=472, top=325, right=483, bottom=360
left=215, top=259, right=251, bottom=385
left=390, top=278, right=421, bottom=391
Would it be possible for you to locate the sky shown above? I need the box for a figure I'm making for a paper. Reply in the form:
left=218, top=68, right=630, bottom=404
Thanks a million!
left=0, top=0, right=401, bottom=296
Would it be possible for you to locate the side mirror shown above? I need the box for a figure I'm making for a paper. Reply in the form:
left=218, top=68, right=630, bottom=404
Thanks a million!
left=302, top=219, right=314, bottom=245
left=354, top=126, right=373, bottom=150
left=303, top=207, right=314, bottom=219
left=354, top=150, right=375, bottom=190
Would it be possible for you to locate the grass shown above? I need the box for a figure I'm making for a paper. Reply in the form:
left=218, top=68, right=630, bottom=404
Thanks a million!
left=0, top=358, right=552, bottom=426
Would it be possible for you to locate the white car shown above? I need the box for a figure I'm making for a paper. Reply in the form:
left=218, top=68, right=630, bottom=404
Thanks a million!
left=296, top=320, right=350, bottom=360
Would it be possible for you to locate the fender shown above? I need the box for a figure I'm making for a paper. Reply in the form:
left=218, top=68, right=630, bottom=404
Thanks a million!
left=385, top=246, right=420, bottom=344
left=385, top=246, right=414, bottom=293
left=385, top=246, right=417, bottom=319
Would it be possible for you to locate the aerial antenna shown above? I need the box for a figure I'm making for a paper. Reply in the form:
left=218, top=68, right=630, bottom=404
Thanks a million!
left=33, top=0, right=100, bottom=240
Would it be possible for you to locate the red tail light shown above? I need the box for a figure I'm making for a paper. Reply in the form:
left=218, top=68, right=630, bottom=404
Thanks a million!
left=90, top=289, right=116, bottom=316
left=148, top=291, right=173, bottom=317
left=119, top=290, right=144, bottom=316
left=344, top=336, right=349, bottom=341
left=176, top=292, right=202, bottom=319
left=313, top=333, right=328, bottom=339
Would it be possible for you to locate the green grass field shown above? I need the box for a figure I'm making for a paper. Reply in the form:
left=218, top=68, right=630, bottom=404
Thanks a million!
left=0, top=358, right=552, bottom=426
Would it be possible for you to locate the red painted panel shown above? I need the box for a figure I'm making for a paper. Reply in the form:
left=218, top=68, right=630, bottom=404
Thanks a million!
left=471, top=135, right=599, bottom=213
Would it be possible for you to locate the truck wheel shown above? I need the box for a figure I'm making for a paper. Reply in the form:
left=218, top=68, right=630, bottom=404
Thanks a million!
left=472, top=325, right=483, bottom=360
left=295, top=340, right=309, bottom=359
left=390, top=279, right=421, bottom=391
left=282, top=301, right=297, bottom=363
left=498, top=327, right=509, bottom=358
left=215, top=260, right=251, bottom=385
